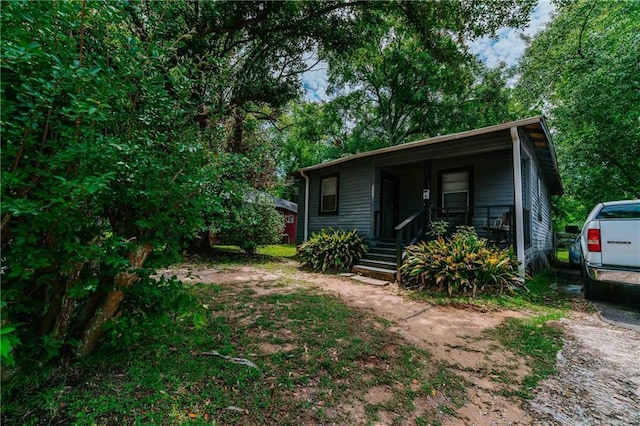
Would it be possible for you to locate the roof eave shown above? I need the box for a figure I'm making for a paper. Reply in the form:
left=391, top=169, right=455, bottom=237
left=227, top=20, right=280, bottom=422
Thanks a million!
left=298, top=116, right=545, bottom=173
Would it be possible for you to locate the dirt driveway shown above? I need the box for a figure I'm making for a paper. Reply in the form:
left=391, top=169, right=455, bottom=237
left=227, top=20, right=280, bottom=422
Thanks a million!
left=164, top=263, right=640, bottom=425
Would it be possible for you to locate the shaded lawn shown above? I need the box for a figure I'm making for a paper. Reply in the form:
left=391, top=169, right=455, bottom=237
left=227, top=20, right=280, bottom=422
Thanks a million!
left=4, top=280, right=465, bottom=425
left=212, top=244, right=297, bottom=258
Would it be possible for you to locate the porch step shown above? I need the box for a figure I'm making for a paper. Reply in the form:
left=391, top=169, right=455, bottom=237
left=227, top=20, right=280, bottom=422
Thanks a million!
left=372, top=241, right=396, bottom=250
left=364, top=252, right=396, bottom=262
left=352, top=265, right=396, bottom=282
left=368, top=246, right=396, bottom=255
left=353, top=240, right=403, bottom=282
left=357, top=258, right=396, bottom=270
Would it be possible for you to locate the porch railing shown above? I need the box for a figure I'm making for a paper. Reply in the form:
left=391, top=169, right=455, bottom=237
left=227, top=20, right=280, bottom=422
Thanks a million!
left=394, top=208, right=429, bottom=282
left=432, top=205, right=516, bottom=249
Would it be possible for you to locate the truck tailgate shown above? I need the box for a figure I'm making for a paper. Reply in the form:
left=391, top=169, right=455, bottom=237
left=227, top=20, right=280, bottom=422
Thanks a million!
left=600, top=220, right=640, bottom=267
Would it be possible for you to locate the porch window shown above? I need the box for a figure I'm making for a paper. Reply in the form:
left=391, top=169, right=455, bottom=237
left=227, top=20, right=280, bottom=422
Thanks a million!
left=442, top=170, right=470, bottom=212
left=320, top=174, right=338, bottom=214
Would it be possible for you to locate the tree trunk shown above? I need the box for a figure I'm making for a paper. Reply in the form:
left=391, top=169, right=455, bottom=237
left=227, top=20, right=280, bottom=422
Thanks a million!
left=52, top=262, right=85, bottom=341
left=76, top=244, right=152, bottom=358
left=229, top=108, right=244, bottom=153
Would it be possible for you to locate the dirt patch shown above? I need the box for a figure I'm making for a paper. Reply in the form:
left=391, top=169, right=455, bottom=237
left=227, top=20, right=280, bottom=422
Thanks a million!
left=175, top=265, right=533, bottom=424
left=364, top=386, right=394, bottom=405
left=258, top=343, right=297, bottom=354
left=162, top=263, right=640, bottom=425
left=529, top=314, right=640, bottom=425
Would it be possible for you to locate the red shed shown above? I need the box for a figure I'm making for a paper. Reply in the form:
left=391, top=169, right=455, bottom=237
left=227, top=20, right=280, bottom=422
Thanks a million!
left=274, top=197, right=297, bottom=244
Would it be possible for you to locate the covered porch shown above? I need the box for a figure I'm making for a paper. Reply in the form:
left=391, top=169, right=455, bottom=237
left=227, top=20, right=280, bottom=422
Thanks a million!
left=372, top=151, right=525, bottom=251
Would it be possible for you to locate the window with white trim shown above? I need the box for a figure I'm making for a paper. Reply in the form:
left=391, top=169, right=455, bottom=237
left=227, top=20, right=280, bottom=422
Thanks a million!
left=442, top=170, right=469, bottom=212
left=320, top=175, right=338, bottom=214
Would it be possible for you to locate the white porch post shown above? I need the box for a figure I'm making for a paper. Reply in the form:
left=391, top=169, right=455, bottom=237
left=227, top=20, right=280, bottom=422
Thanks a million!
left=510, top=127, right=526, bottom=275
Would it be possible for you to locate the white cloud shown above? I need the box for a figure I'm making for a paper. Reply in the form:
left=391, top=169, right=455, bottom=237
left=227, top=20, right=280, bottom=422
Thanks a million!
left=301, top=58, right=329, bottom=102
left=468, top=0, right=555, bottom=68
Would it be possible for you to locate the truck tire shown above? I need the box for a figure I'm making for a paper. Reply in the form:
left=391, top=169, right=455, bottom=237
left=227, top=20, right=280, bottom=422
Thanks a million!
left=583, top=269, right=602, bottom=301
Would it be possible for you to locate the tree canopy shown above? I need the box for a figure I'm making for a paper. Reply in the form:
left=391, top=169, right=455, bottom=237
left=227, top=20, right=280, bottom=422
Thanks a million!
left=515, top=0, right=640, bottom=212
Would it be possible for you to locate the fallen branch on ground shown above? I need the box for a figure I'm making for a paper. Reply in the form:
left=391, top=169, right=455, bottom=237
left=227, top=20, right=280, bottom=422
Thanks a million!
left=200, top=350, right=260, bottom=371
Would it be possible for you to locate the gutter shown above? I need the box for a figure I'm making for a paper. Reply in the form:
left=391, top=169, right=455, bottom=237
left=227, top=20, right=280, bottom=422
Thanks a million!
left=300, top=170, right=310, bottom=241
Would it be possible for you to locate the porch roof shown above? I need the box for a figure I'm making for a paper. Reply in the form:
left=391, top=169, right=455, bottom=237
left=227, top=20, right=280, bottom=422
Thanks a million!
left=299, top=116, right=562, bottom=195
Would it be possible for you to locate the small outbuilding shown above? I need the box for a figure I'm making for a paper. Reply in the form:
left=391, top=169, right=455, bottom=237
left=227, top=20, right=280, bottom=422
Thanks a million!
left=274, top=197, right=297, bottom=244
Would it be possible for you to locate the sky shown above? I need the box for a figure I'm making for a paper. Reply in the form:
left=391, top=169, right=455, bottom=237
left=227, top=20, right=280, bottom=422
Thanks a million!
left=302, top=0, right=555, bottom=101
left=468, top=0, right=555, bottom=69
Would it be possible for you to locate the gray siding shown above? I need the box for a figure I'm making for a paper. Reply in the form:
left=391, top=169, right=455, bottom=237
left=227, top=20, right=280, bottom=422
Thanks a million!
left=524, top=142, right=553, bottom=255
left=433, top=150, right=514, bottom=234
left=303, top=158, right=375, bottom=239
left=521, top=139, right=554, bottom=266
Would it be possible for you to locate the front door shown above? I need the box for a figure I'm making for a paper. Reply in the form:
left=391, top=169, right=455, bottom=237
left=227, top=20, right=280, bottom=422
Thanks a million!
left=380, top=173, right=399, bottom=239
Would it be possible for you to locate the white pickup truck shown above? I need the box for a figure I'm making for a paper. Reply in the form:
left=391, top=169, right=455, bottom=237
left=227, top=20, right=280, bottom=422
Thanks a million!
left=581, top=200, right=640, bottom=306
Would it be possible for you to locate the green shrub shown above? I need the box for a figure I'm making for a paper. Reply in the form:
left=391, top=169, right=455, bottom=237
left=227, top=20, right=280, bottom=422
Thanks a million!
left=427, top=220, right=450, bottom=237
left=220, top=198, right=285, bottom=255
left=401, top=226, right=524, bottom=296
left=298, top=228, right=368, bottom=272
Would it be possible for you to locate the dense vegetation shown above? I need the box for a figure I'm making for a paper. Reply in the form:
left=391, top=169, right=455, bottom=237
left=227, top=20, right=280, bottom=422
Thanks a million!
left=1, top=0, right=535, bottom=371
left=298, top=228, right=368, bottom=272
left=3, top=0, right=633, bottom=419
left=401, top=225, right=523, bottom=296
left=515, top=0, right=640, bottom=226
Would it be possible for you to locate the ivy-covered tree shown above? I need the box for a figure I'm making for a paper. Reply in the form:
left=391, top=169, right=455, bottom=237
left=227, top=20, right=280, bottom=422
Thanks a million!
left=515, top=0, right=640, bottom=209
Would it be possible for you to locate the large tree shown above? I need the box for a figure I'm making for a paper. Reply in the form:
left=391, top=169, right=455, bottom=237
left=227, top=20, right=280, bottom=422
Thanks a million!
left=515, top=0, right=640, bottom=210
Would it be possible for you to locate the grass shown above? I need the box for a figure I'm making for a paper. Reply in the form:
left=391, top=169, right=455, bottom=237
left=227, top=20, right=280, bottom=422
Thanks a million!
left=409, top=269, right=579, bottom=313
left=556, top=248, right=569, bottom=263
left=211, top=244, right=297, bottom=258
left=2, top=279, right=465, bottom=425
left=485, top=314, right=564, bottom=399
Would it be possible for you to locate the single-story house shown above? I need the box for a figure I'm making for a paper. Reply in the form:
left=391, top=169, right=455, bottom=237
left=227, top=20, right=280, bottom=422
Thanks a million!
left=296, top=116, right=562, bottom=280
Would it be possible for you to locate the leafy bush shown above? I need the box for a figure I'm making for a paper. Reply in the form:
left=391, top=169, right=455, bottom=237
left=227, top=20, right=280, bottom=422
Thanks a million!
left=298, top=228, right=368, bottom=272
left=427, top=220, right=450, bottom=237
left=401, top=226, right=524, bottom=296
left=220, top=198, right=285, bottom=255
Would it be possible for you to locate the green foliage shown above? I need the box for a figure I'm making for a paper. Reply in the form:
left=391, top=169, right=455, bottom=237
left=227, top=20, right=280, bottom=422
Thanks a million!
left=298, top=228, right=368, bottom=272
left=104, top=275, right=199, bottom=350
left=486, top=315, right=563, bottom=398
left=401, top=227, right=523, bottom=296
left=0, top=0, right=307, bottom=365
left=0, top=325, right=21, bottom=368
left=515, top=0, right=640, bottom=209
left=218, top=196, right=284, bottom=255
left=427, top=220, right=450, bottom=237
